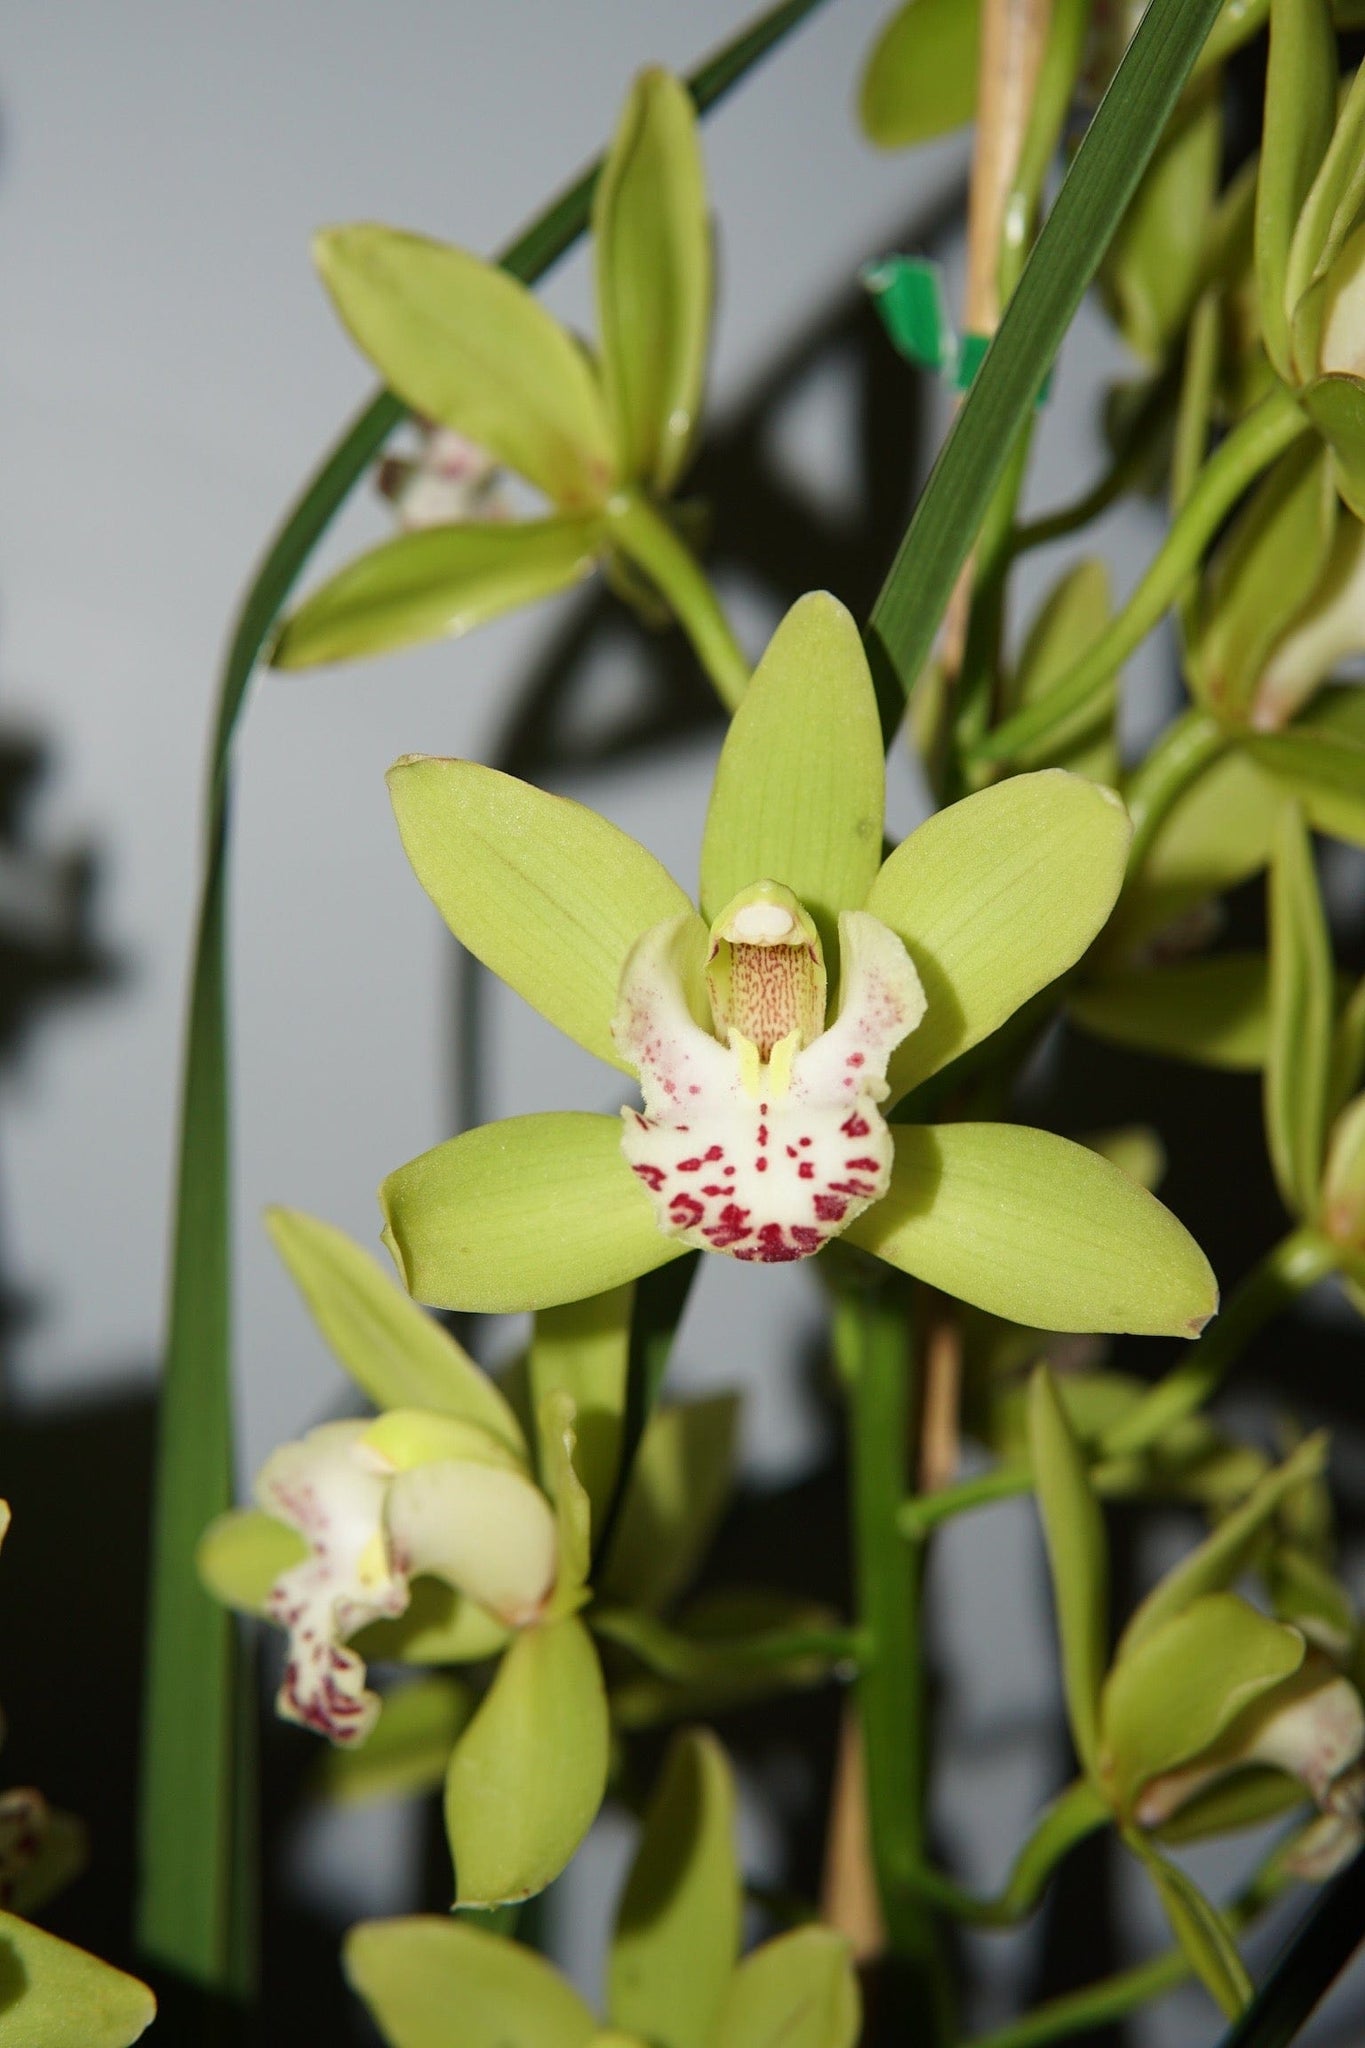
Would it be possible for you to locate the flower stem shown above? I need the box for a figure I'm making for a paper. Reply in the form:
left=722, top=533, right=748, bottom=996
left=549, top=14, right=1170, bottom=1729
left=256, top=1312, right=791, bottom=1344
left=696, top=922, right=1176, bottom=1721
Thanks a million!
left=1098, top=1225, right=1338, bottom=1458
left=972, top=384, right=1308, bottom=768
left=966, top=1857, right=1289, bottom=2048
left=836, top=1280, right=954, bottom=2039
left=1122, top=704, right=1229, bottom=878
left=900, top=1228, right=1340, bottom=1538
left=605, top=488, right=750, bottom=712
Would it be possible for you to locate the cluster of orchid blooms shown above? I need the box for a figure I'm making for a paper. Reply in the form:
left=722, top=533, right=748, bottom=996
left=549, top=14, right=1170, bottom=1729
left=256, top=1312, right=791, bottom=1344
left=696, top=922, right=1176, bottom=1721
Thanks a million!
left=186, top=10, right=1365, bottom=2038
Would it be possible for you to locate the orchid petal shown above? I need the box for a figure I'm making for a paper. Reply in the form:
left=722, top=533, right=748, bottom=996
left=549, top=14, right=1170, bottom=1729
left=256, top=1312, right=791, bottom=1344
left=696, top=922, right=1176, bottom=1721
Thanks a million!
left=266, top=1207, right=525, bottom=1453
left=1105, top=1594, right=1306, bottom=1817
left=255, top=1421, right=409, bottom=1746
left=608, top=1729, right=741, bottom=2048
left=599, top=1396, right=739, bottom=1613
left=386, top=1460, right=557, bottom=1627
left=594, top=69, right=712, bottom=494
left=616, top=911, right=922, bottom=1264
left=381, top=1113, right=686, bottom=1313
left=712, top=1928, right=861, bottom=2048
left=0, top=1912, right=156, bottom=2048
left=865, top=772, right=1131, bottom=1101
left=271, top=516, right=602, bottom=668
left=700, top=594, right=884, bottom=953
left=314, top=226, right=615, bottom=508
left=345, top=1917, right=596, bottom=2048
left=388, top=756, right=704, bottom=1069
left=445, top=1615, right=609, bottom=1906
left=197, top=1510, right=309, bottom=1616
left=846, top=1123, right=1218, bottom=1336
left=529, top=1287, right=633, bottom=1534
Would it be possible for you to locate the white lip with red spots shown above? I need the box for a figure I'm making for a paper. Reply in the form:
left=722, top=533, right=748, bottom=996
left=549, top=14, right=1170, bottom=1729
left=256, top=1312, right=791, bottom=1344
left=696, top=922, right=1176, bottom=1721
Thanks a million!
left=257, top=1421, right=409, bottom=1748
left=614, top=905, right=925, bottom=1263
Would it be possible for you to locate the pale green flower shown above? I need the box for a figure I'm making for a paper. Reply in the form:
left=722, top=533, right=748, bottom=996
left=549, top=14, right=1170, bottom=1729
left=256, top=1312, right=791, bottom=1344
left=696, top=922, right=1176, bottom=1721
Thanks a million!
left=379, top=592, right=1217, bottom=1340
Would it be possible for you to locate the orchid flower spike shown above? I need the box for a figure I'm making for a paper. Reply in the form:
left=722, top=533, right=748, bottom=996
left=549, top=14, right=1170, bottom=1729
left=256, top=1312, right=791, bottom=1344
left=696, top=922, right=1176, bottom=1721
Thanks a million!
left=379, top=592, right=1217, bottom=1342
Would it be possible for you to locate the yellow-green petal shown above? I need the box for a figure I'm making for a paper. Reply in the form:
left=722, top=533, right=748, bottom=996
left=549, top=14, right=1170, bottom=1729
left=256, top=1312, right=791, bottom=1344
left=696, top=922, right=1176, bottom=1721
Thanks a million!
left=388, top=756, right=703, bottom=1069
left=712, top=1928, right=860, bottom=2048
left=1010, top=559, right=1118, bottom=784
left=1265, top=804, right=1334, bottom=1214
left=594, top=70, right=711, bottom=494
left=1125, top=1834, right=1252, bottom=2018
left=1254, top=0, right=1336, bottom=382
left=266, top=1207, right=525, bottom=1451
left=315, top=225, right=615, bottom=509
left=846, top=1123, right=1218, bottom=1336
left=529, top=1287, right=633, bottom=1535
left=0, top=1914, right=155, bottom=2048
left=1029, top=1366, right=1108, bottom=1777
left=1070, top=954, right=1269, bottom=1071
left=196, top=1509, right=308, bottom=1616
left=445, top=1615, right=609, bottom=1907
left=1188, top=441, right=1338, bottom=722
left=344, top=1916, right=597, bottom=2048
left=1302, top=372, right=1365, bottom=521
left=865, top=772, right=1131, bottom=1101
left=607, top=1729, right=741, bottom=2048
left=599, top=1396, right=739, bottom=1613
left=1101, top=1593, right=1305, bottom=1814
left=858, top=0, right=980, bottom=149
left=381, top=1114, right=686, bottom=1314
left=699, top=593, right=885, bottom=955
left=271, top=517, right=602, bottom=668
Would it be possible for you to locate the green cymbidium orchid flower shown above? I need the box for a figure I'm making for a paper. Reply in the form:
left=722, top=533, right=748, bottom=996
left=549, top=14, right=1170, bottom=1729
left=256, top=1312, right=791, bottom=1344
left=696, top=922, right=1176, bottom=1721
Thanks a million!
left=379, top=592, right=1218, bottom=1338
left=1029, top=1365, right=1365, bottom=2017
left=198, top=1208, right=808, bottom=1908
left=268, top=68, right=748, bottom=706
left=345, top=1730, right=860, bottom=2048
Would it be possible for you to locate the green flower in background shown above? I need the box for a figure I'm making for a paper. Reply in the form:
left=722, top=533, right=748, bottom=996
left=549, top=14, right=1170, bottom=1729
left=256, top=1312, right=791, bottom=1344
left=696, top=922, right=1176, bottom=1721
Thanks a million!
left=379, top=591, right=1216, bottom=1338
left=1029, top=1366, right=1365, bottom=2017
left=199, top=1209, right=808, bottom=1908
left=269, top=67, right=751, bottom=707
left=1256, top=0, right=1365, bottom=516
left=345, top=1729, right=860, bottom=2048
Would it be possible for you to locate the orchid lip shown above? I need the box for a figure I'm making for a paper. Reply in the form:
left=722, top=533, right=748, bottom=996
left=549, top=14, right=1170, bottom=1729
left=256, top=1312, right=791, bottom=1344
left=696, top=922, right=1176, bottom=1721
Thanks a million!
left=612, top=896, right=926, bottom=1265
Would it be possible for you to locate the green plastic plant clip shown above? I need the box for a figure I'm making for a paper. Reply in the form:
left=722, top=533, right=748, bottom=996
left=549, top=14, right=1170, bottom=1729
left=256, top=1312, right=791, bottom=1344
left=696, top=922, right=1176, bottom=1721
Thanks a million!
left=863, top=254, right=1051, bottom=402
left=862, top=254, right=954, bottom=373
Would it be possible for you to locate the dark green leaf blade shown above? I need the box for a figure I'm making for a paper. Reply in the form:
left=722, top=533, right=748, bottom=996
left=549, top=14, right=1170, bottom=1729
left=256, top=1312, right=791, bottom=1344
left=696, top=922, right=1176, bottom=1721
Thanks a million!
left=136, top=0, right=830, bottom=1991
left=866, top=0, right=1227, bottom=739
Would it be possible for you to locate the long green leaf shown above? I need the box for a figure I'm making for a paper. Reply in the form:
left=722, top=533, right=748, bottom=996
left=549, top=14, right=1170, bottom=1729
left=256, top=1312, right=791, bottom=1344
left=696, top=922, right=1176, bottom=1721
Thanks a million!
left=137, top=0, right=830, bottom=1990
left=865, top=0, right=1227, bottom=736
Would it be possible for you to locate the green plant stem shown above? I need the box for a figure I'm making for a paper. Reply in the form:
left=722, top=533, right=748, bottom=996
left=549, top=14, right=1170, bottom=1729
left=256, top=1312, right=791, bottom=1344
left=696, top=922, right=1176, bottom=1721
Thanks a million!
left=974, top=385, right=1309, bottom=768
left=1123, top=704, right=1229, bottom=877
left=969, top=1859, right=1290, bottom=2048
left=900, top=1228, right=1339, bottom=1540
left=900, top=1461, right=1034, bottom=1539
left=590, top=1609, right=864, bottom=1679
left=1099, top=1226, right=1338, bottom=1458
left=605, top=488, right=750, bottom=710
left=836, top=1282, right=953, bottom=2039
left=137, top=0, right=830, bottom=1991
left=905, top=1778, right=1110, bottom=1928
